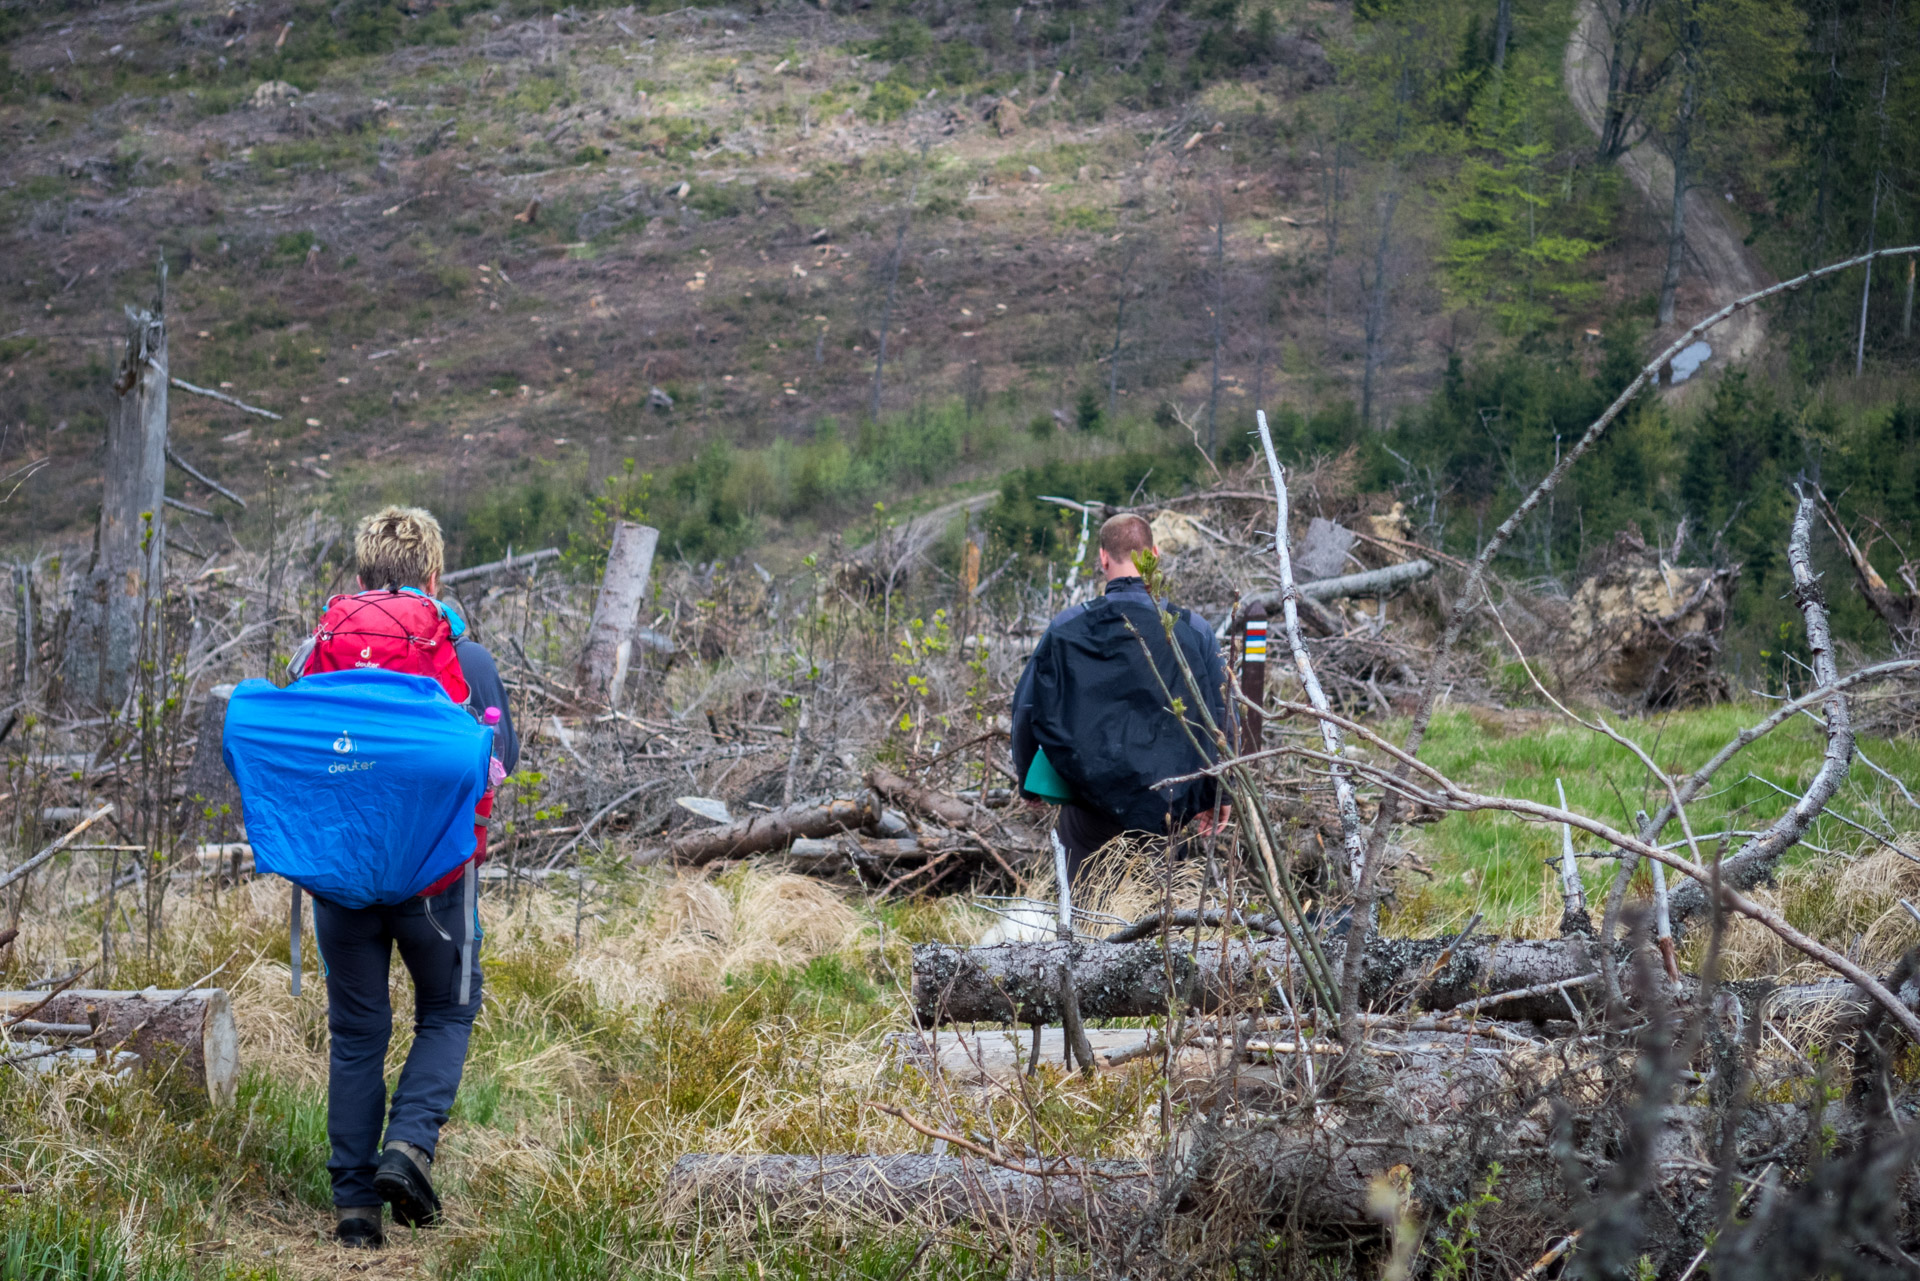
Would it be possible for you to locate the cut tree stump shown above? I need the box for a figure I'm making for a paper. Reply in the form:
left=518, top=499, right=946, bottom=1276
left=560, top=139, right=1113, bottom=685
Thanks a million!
left=0, top=988, right=239, bottom=1104
left=576, top=521, right=659, bottom=704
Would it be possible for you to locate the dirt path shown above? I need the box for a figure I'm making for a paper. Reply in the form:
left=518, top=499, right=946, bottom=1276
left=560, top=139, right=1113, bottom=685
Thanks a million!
left=1563, top=0, right=1774, bottom=367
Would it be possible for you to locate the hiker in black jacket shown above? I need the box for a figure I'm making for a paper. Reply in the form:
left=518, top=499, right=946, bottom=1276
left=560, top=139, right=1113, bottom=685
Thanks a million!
left=1010, top=512, right=1233, bottom=888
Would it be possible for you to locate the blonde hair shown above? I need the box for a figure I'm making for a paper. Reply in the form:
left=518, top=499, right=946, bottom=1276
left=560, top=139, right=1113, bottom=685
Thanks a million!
left=355, top=505, right=444, bottom=589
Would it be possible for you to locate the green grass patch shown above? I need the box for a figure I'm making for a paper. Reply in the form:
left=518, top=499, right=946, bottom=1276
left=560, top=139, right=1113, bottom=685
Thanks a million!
left=1387, top=705, right=1920, bottom=932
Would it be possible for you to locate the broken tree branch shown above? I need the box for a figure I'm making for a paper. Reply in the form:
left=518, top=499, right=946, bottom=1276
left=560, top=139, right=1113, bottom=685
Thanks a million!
left=1255, top=412, right=1369, bottom=1033
left=168, top=377, right=281, bottom=421
left=164, top=447, right=247, bottom=509
left=0, top=804, right=113, bottom=891
left=1667, top=491, right=1852, bottom=926
left=442, top=547, right=561, bottom=585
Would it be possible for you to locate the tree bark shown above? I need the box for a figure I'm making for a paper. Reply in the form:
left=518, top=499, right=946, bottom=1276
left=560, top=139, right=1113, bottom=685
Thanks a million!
left=866, top=767, right=974, bottom=828
left=910, top=933, right=1603, bottom=1026
left=1493, top=0, right=1512, bottom=70
left=666, top=1154, right=1151, bottom=1233
left=576, top=521, right=659, bottom=703
left=0, top=988, right=238, bottom=1105
left=66, top=264, right=168, bottom=709
left=648, top=794, right=881, bottom=866
left=1240, top=559, right=1435, bottom=618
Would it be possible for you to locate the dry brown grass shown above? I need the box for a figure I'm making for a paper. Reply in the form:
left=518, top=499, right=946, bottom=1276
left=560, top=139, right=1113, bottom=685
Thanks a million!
left=1701, top=838, right=1920, bottom=984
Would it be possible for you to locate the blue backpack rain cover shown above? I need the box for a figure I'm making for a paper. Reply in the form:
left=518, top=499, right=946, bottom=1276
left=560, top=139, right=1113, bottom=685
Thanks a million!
left=223, top=670, right=495, bottom=908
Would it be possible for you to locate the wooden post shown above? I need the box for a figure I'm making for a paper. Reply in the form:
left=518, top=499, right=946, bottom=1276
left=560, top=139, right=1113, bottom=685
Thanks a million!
left=1240, top=605, right=1267, bottom=754
left=577, top=521, right=659, bottom=704
left=65, top=260, right=168, bottom=709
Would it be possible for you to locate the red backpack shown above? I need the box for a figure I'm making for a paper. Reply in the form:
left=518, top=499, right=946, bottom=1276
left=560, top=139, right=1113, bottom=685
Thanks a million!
left=303, top=591, right=470, bottom=704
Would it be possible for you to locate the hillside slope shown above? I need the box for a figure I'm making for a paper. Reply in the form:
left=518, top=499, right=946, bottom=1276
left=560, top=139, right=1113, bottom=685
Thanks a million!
left=0, top=0, right=1678, bottom=561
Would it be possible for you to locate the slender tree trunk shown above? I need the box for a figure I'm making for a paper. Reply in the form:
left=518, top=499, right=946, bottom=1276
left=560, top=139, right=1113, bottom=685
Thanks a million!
left=1597, top=0, right=1637, bottom=162
left=1321, top=139, right=1343, bottom=337
left=1854, top=4, right=1895, bottom=378
left=1205, top=202, right=1226, bottom=458
left=1856, top=175, right=1883, bottom=377
left=1656, top=75, right=1693, bottom=327
left=868, top=215, right=909, bottom=422
left=1360, top=185, right=1401, bottom=430
left=1492, top=0, right=1512, bottom=71
left=66, top=260, right=168, bottom=709
left=1107, top=241, right=1138, bottom=426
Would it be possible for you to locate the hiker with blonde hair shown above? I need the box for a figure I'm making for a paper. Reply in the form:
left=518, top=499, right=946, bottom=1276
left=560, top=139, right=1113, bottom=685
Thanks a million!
left=269, top=505, right=520, bottom=1247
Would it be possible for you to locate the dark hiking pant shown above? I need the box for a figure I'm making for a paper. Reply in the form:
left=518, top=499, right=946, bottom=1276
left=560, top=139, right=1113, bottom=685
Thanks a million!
left=1054, top=803, right=1207, bottom=889
left=312, top=883, right=482, bottom=1208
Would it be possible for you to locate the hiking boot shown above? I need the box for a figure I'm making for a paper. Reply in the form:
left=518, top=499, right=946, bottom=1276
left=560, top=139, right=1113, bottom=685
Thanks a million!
left=333, top=1207, right=384, bottom=1249
left=374, top=1142, right=442, bottom=1228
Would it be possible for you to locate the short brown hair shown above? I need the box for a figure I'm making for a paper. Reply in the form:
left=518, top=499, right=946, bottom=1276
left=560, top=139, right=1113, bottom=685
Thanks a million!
left=355, top=505, right=445, bottom=589
left=1098, top=512, right=1154, bottom=561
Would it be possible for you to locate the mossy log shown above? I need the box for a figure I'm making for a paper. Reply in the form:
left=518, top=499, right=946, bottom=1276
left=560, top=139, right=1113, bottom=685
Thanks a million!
left=910, top=934, right=1602, bottom=1025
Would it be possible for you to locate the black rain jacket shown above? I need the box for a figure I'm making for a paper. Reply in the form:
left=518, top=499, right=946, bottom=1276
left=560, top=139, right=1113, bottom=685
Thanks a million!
left=1010, top=578, right=1231, bottom=832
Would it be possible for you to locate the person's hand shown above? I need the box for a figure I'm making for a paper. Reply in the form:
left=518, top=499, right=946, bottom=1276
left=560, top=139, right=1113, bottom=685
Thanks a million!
left=1194, top=805, right=1232, bottom=835
left=1024, top=797, right=1046, bottom=812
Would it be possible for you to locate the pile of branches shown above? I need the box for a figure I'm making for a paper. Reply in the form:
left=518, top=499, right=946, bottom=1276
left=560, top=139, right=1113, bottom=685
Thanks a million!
left=667, top=250, right=1920, bottom=1277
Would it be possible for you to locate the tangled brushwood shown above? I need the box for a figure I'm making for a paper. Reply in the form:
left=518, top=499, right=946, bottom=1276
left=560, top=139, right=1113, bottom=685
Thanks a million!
left=3, top=257, right=1920, bottom=1278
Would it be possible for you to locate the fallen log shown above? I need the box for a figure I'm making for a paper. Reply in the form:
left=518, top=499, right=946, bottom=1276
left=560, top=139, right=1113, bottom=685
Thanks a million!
left=866, top=767, right=974, bottom=828
left=0, top=988, right=238, bottom=1104
left=668, top=1049, right=1820, bottom=1260
left=442, top=547, right=561, bottom=585
left=1234, top=560, right=1436, bottom=626
left=911, top=933, right=1603, bottom=1026
left=666, top=1154, right=1149, bottom=1234
left=644, top=793, right=882, bottom=866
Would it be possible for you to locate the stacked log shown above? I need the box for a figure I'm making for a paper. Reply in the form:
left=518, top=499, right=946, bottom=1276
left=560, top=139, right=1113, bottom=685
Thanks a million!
left=0, top=988, right=239, bottom=1104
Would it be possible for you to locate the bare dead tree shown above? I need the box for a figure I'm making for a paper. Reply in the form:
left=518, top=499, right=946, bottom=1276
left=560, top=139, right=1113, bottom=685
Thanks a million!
left=1656, top=3, right=1699, bottom=327
left=868, top=144, right=925, bottom=422
left=1360, top=185, right=1402, bottom=430
left=65, top=259, right=169, bottom=709
left=1588, top=0, right=1677, bottom=163
left=1205, top=189, right=1227, bottom=459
